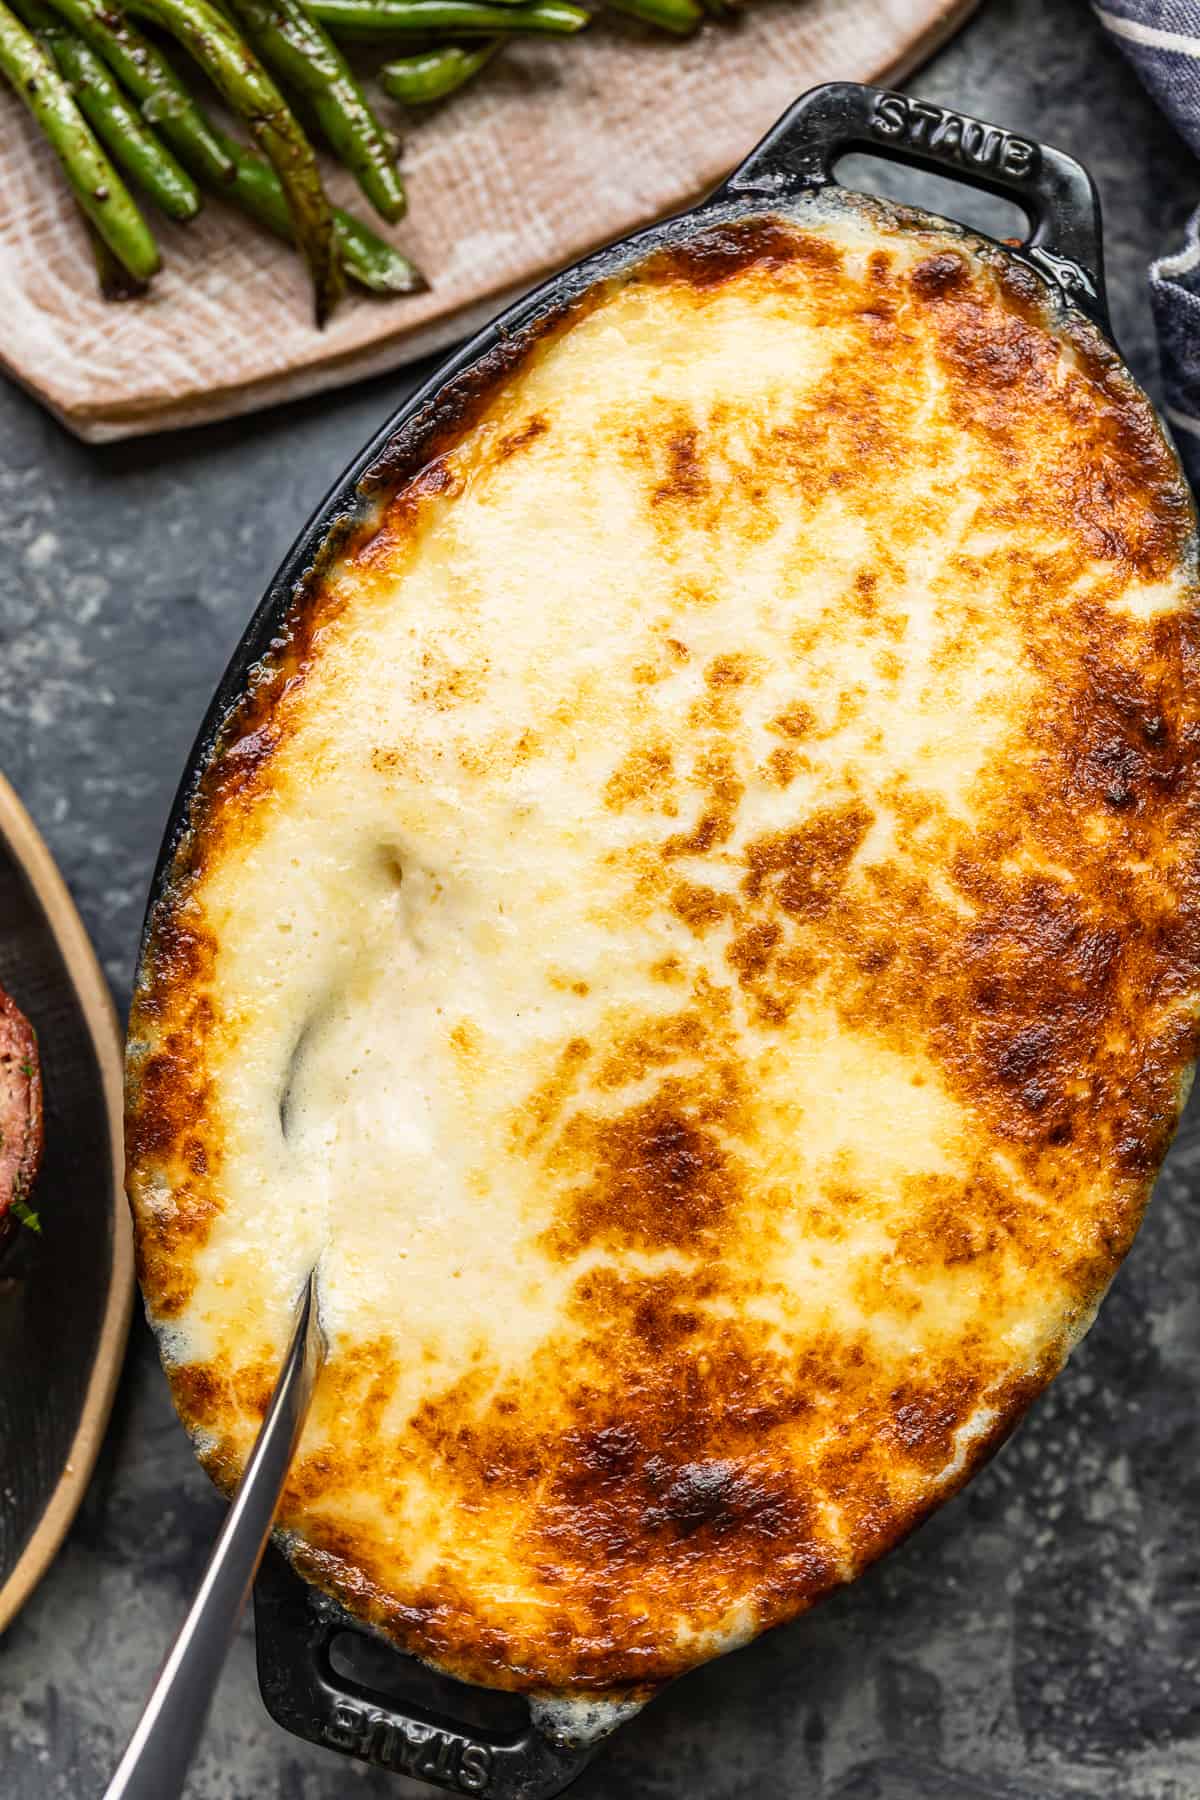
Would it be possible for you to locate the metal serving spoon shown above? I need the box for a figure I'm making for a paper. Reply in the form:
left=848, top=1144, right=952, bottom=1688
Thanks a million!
left=102, top=1269, right=324, bottom=1800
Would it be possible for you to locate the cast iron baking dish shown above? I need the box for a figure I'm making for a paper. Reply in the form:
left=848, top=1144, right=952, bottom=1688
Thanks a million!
left=138, top=80, right=1171, bottom=1800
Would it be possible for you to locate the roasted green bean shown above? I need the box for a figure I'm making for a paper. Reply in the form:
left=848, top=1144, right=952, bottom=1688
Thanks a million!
left=332, top=203, right=424, bottom=291
left=39, top=0, right=235, bottom=184
left=83, top=208, right=150, bottom=296
left=123, top=0, right=341, bottom=321
left=379, top=39, right=498, bottom=101
left=0, top=0, right=159, bottom=279
left=226, top=0, right=405, bottom=221
left=206, top=123, right=425, bottom=294
left=308, top=0, right=587, bottom=36
left=603, top=0, right=700, bottom=30
left=3, top=0, right=725, bottom=316
left=9, top=0, right=200, bottom=218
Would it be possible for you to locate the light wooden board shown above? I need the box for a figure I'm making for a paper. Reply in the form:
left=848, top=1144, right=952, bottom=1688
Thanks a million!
left=0, top=773, right=132, bottom=1633
left=0, top=0, right=977, bottom=441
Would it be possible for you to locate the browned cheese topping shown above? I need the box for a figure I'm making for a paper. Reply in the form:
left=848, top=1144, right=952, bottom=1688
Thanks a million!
left=126, top=206, right=1200, bottom=1700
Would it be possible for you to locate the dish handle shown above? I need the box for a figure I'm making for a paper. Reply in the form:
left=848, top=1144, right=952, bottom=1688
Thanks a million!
left=253, top=1547, right=604, bottom=1800
left=718, top=81, right=1110, bottom=335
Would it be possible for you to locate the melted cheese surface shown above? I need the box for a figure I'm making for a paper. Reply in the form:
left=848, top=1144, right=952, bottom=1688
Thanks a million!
left=127, top=205, right=1200, bottom=1697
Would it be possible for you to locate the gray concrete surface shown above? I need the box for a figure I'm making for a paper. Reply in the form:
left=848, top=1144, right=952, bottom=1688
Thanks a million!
left=2, top=0, right=1200, bottom=1792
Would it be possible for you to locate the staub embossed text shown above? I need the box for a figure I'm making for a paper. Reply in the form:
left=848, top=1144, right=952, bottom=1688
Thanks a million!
left=322, top=1697, right=494, bottom=1792
left=870, top=91, right=1038, bottom=180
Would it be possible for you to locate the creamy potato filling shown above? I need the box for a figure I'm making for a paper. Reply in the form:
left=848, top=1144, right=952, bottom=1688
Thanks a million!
left=128, top=203, right=1200, bottom=1694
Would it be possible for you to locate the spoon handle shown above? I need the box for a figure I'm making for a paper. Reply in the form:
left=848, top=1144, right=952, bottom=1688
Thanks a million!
left=103, top=1269, right=324, bottom=1800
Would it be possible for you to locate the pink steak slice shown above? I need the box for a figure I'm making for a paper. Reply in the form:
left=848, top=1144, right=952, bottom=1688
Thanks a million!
left=0, top=990, right=42, bottom=1231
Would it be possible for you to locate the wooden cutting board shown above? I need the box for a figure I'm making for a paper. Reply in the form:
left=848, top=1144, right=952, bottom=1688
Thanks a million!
left=0, top=0, right=976, bottom=442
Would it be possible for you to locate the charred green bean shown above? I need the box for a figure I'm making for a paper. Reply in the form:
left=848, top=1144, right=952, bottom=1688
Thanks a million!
left=123, top=0, right=341, bottom=321
left=49, top=39, right=201, bottom=216
left=39, top=0, right=235, bottom=184
left=379, top=39, right=498, bottom=101
left=83, top=207, right=150, bottom=296
left=9, top=0, right=200, bottom=218
left=331, top=203, right=424, bottom=291
left=0, top=0, right=159, bottom=278
left=603, top=0, right=700, bottom=30
left=226, top=0, right=405, bottom=221
left=308, top=0, right=587, bottom=36
left=206, top=123, right=425, bottom=293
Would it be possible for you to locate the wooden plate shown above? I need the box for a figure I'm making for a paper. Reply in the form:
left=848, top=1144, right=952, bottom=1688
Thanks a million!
left=0, top=0, right=978, bottom=441
left=0, top=773, right=132, bottom=1631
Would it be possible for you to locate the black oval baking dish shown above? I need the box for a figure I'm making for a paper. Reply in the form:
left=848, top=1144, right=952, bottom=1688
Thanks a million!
left=142, top=80, right=1136, bottom=1800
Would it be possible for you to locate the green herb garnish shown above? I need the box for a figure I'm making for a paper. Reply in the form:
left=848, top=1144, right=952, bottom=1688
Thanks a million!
left=11, top=1197, right=40, bottom=1233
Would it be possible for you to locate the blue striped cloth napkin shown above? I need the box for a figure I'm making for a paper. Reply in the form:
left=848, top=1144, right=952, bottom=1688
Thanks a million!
left=1093, top=1, right=1200, bottom=485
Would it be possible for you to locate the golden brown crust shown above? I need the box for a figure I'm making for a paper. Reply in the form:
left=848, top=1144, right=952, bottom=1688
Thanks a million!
left=127, top=204, right=1200, bottom=1696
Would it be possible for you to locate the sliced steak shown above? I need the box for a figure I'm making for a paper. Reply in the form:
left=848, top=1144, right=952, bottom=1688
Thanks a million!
left=0, top=988, right=42, bottom=1230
